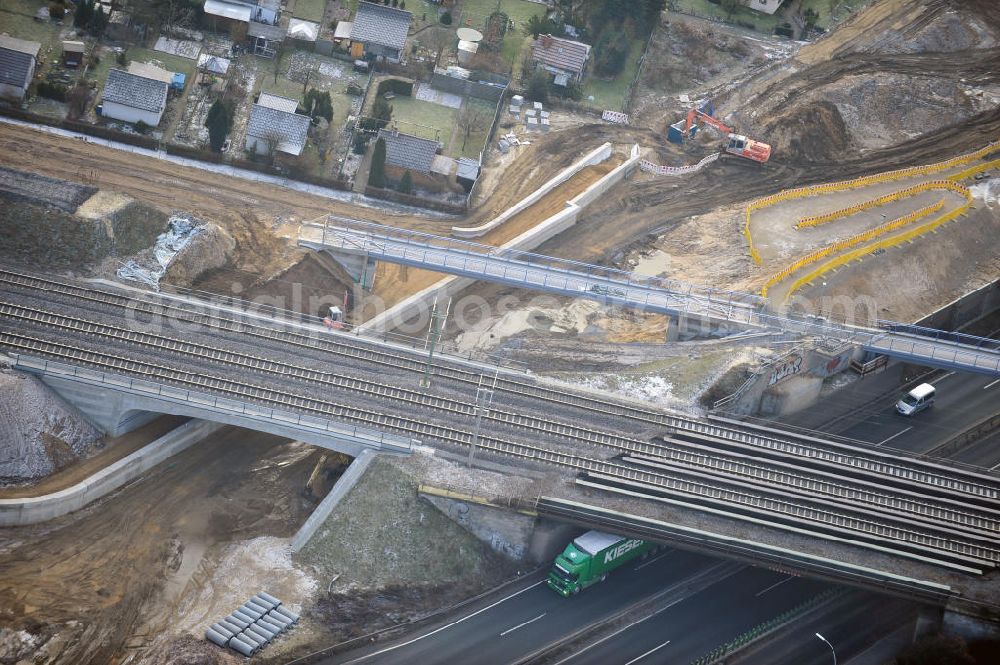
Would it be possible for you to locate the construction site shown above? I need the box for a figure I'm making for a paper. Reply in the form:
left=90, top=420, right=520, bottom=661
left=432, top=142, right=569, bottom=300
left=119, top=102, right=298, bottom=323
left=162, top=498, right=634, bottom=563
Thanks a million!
left=2, top=0, right=1000, bottom=663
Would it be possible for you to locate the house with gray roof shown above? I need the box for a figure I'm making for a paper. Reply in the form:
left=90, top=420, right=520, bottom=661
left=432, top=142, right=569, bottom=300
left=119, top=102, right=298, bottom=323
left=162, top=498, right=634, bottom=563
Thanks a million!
left=376, top=129, right=439, bottom=174
left=246, top=93, right=311, bottom=157
left=350, top=2, right=412, bottom=62
left=101, top=68, right=169, bottom=126
left=0, top=35, right=41, bottom=101
left=531, top=34, right=591, bottom=85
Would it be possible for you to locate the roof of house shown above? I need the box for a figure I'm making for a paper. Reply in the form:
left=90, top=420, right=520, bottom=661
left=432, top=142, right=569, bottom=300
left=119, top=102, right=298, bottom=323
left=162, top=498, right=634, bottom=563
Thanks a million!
left=456, top=157, right=480, bottom=181
left=0, top=35, right=41, bottom=88
left=247, top=104, right=311, bottom=156
left=532, top=34, right=591, bottom=75
left=257, top=92, right=299, bottom=113
left=334, top=21, right=353, bottom=40
left=350, top=1, right=412, bottom=51
left=102, top=68, right=169, bottom=114
left=288, top=18, right=319, bottom=41
left=128, top=61, right=174, bottom=84
left=376, top=129, right=438, bottom=173
left=197, top=53, right=231, bottom=75
left=247, top=21, right=286, bottom=40
left=202, top=0, right=252, bottom=22
left=63, top=41, right=86, bottom=53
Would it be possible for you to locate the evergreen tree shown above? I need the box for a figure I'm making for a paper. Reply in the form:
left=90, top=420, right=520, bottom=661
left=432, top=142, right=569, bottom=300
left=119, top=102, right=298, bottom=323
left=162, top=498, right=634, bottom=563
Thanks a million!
left=369, top=138, right=387, bottom=189
left=74, top=0, right=93, bottom=28
left=205, top=100, right=233, bottom=152
left=398, top=170, right=412, bottom=194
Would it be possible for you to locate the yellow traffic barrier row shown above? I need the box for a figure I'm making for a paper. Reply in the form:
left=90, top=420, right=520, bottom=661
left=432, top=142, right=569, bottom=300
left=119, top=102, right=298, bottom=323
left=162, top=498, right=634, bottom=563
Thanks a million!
left=742, top=139, right=998, bottom=264
left=760, top=199, right=945, bottom=298
left=946, top=157, right=1000, bottom=183
left=783, top=190, right=973, bottom=301
left=794, top=180, right=968, bottom=229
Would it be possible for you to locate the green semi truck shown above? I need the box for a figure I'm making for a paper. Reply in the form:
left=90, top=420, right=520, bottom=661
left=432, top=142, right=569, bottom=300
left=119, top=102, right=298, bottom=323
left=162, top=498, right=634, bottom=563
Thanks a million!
left=547, top=531, right=657, bottom=597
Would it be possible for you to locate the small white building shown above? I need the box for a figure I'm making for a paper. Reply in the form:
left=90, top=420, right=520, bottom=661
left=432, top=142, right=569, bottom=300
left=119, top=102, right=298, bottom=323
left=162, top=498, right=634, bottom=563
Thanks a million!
left=245, top=92, right=311, bottom=156
left=101, top=68, right=169, bottom=126
left=0, top=35, right=41, bottom=101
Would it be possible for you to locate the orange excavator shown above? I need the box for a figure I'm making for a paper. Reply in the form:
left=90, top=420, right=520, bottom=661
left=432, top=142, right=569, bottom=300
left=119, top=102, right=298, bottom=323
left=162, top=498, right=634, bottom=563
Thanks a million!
left=675, top=106, right=772, bottom=163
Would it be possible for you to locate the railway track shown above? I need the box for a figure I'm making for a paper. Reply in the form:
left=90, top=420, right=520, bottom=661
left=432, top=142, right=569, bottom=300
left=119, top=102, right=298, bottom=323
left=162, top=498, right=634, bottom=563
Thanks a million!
left=3, top=332, right=999, bottom=573
left=2, top=269, right=998, bottom=507
left=2, top=301, right=998, bottom=538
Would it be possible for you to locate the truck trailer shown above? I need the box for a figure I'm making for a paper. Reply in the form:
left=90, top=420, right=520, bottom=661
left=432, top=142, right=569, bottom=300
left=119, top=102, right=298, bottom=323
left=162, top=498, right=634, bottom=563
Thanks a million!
left=547, top=531, right=656, bottom=597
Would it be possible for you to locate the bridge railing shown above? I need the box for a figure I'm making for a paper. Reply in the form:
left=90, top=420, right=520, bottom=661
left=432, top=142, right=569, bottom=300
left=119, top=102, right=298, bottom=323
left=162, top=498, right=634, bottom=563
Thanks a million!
left=315, top=217, right=767, bottom=312
left=12, top=355, right=414, bottom=453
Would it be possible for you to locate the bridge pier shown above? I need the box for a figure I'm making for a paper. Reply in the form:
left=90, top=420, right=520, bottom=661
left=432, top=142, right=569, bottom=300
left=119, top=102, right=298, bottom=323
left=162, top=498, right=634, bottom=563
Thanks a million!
left=316, top=248, right=377, bottom=290
left=665, top=313, right=739, bottom=342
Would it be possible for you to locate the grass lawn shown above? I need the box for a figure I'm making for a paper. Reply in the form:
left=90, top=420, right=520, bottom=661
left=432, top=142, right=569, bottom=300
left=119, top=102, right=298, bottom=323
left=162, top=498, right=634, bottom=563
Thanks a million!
left=800, top=0, right=870, bottom=29
left=454, top=97, right=496, bottom=159
left=385, top=95, right=457, bottom=145
left=581, top=36, right=644, bottom=111
left=293, top=0, right=326, bottom=23
left=670, top=0, right=782, bottom=33
left=0, top=0, right=65, bottom=46
left=460, top=0, right=547, bottom=68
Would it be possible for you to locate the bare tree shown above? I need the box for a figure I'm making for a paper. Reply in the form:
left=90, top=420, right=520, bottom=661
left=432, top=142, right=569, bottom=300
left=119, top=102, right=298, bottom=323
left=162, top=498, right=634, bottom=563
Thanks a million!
left=456, top=104, right=492, bottom=152
left=422, top=27, right=453, bottom=68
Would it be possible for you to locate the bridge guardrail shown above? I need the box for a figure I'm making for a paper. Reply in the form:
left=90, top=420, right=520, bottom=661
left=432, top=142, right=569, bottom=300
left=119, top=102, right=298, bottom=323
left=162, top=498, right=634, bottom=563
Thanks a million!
left=12, top=355, right=414, bottom=453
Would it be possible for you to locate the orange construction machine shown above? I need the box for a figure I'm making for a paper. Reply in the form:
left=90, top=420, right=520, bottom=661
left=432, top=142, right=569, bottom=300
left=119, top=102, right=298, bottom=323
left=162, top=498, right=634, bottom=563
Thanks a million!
left=670, top=104, right=772, bottom=163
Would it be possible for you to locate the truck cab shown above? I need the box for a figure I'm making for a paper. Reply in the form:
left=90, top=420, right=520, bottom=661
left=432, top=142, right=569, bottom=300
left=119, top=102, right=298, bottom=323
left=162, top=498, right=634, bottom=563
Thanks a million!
left=547, top=531, right=655, bottom=597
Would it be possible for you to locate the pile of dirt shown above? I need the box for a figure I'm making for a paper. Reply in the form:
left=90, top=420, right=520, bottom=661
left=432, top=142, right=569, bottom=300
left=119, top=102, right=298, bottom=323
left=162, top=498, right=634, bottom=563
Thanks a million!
left=0, top=368, right=102, bottom=484
left=163, top=222, right=237, bottom=287
left=0, top=168, right=169, bottom=270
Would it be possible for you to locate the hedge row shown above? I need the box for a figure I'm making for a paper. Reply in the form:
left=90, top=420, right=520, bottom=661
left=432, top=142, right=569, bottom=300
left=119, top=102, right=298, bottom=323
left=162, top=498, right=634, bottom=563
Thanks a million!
left=376, top=77, right=414, bottom=97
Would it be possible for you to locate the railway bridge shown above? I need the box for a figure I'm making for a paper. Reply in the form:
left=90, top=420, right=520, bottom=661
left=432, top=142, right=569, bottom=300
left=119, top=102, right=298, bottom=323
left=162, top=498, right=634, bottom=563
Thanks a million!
left=1, top=269, right=999, bottom=602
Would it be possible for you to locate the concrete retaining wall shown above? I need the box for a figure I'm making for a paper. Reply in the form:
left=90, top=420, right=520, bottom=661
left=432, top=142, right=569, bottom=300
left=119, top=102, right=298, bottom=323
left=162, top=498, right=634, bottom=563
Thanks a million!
left=361, top=145, right=641, bottom=333
left=0, top=419, right=222, bottom=526
left=452, top=142, right=613, bottom=238
left=290, top=449, right=377, bottom=552
left=915, top=277, right=1000, bottom=331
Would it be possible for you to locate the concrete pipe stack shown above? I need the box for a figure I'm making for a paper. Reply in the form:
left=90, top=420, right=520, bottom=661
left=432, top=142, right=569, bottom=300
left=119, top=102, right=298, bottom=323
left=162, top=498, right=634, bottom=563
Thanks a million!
left=203, top=591, right=297, bottom=657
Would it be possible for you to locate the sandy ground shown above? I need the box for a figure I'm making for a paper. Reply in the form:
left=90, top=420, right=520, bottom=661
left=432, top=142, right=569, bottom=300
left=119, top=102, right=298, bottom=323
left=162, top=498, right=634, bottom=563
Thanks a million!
left=0, top=426, right=325, bottom=665
left=364, top=159, right=621, bottom=314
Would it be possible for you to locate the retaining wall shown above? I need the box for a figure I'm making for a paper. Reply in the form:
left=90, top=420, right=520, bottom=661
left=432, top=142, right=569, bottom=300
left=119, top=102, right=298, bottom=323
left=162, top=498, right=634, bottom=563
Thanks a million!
left=452, top=142, right=613, bottom=238
left=360, top=145, right=641, bottom=332
left=290, top=449, right=377, bottom=552
left=0, top=419, right=223, bottom=526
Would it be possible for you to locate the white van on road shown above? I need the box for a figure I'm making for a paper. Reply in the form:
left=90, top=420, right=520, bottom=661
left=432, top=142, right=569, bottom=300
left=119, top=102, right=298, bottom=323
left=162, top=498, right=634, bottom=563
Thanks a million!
left=896, top=383, right=936, bottom=416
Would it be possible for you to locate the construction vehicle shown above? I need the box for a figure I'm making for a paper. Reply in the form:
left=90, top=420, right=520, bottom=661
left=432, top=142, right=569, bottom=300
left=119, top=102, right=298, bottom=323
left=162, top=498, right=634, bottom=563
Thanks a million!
left=546, top=531, right=657, bottom=596
left=668, top=101, right=772, bottom=163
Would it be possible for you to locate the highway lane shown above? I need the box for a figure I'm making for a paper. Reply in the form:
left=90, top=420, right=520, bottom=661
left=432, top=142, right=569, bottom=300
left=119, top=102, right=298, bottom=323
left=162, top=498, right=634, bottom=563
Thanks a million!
left=326, top=549, right=719, bottom=665
left=553, top=568, right=830, bottom=665
left=834, top=369, right=1000, bottom=457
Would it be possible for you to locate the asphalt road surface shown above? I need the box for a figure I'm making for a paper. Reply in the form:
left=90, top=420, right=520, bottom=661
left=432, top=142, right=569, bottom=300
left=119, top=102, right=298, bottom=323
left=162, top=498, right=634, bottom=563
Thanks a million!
left=550, top=567, right=829, bottom=665
left=328, top=552, right=832, bottom=665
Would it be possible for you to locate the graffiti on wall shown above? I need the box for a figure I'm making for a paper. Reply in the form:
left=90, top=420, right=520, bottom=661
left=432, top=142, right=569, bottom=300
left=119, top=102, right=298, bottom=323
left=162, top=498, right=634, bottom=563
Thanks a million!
left=769, top=354, right=802, bottom=386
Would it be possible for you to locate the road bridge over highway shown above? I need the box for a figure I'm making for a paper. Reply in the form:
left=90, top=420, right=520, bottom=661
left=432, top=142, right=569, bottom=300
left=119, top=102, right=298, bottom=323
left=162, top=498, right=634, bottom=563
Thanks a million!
left=300, top=219, right=1000, bottom=376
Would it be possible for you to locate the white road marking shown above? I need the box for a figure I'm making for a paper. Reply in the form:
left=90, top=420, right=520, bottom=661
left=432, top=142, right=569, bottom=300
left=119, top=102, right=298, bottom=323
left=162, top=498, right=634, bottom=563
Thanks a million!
left=500, top=613, right=546, bottom=637
left=339, top=581, right=545, bottom=663
left=550, top=596, right=689, bottom=665
left=930, top=372, right=955, bottom=384
left=634, top=550, right=673, bottom=571
left=754, top=575, right=794, bottom=597
left=984, top=378, right=1000, bottom=389
left=877, top=427, right=912, bottom=446
left=624, top=640, right=672, bottom=665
